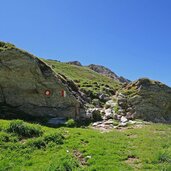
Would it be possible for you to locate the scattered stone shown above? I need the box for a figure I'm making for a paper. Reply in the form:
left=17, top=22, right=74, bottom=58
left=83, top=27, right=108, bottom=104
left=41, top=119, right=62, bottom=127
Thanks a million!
left=118, top=122, right=127, bottom=127
left=92, top=121, right=102, bottom=126
left=104, top=119, right=113, bottom=125
left=104, top=108, right=113, bottom=119
left=105, top=100, right=117, bottom=108
left=128, top=120, right=136, bottom=125
left=120, top=116, right=128, bottom=123
left=126, top=112, right=135, bottom=120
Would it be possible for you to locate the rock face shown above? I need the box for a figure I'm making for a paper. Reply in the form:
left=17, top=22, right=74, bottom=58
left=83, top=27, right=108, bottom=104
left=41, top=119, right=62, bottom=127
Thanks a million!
left=124, top=78, right=171, bottom=123
left=88, top=64, right=130, bottom=83
left=0, top=43, right=85, bottom=120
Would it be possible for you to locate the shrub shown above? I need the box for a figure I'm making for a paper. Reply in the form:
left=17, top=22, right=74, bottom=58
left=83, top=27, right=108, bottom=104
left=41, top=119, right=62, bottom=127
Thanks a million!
left=8, top=120, right=43, bottom=138
left=92, top=110, right=102, bottom=121
left=44, top=132, right=64, bottom=144
left=65, top=119, right=76, bottom=128
left=0, top=132, right=10, bottom=142
left=0, top=132, right=19, bottom=143
left=158, top=152, right=171, bottom=163
left=27, top=137, right=46, bottom=149
left=114, top=105, right=119, bottom=113
left=27, top=132, right=64, bottom=149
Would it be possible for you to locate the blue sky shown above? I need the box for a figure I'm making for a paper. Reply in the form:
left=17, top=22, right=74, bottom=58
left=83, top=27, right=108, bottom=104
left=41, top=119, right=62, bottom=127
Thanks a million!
left=1, top=0, right=171, bottom=86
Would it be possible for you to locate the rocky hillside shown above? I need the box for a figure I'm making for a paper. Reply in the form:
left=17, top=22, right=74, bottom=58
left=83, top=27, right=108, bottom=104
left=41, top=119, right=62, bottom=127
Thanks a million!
left=0, top=41, right=171, bottom=125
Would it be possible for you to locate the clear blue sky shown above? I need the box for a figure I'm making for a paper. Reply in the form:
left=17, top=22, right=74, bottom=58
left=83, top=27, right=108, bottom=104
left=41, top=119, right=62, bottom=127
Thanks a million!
left=1, top=0, right=171, bottom=86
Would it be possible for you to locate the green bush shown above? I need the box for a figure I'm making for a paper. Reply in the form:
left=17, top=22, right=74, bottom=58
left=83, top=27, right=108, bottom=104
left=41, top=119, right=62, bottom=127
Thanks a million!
left=27, top=132, right=64, bottom=149
left=44, top=132, right=64, bottom=145
left=27, top=137, right=46, bottom=149
left=114, top=105, right=119, bottom=113
left=8, top=120, right=43, bottom=138
left=65, top=119, right=76, bottom=128
left=92, top=110, right=102, bottom=121
left=0, top=132, right=11, bottom=142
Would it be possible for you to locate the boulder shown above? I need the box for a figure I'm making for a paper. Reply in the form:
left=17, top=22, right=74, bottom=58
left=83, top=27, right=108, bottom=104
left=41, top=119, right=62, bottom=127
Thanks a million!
left=0, top=42, right=85, bottom=120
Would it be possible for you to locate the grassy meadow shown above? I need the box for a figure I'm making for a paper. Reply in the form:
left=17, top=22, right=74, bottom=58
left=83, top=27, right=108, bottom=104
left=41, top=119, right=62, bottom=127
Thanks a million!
left=0, top=119, right=171, bottom=171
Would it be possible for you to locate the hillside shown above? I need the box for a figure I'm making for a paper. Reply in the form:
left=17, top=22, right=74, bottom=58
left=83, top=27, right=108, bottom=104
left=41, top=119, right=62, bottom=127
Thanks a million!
left=44, top=59, right=122, bottom=104
left=0, top=41, right=171, bottom=170
left=1, top=41, right=171, bottom=126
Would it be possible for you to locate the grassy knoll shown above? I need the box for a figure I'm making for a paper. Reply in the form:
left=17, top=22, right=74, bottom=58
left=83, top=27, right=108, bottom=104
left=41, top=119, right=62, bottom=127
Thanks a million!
left=0, top=119, right=171, bottom=171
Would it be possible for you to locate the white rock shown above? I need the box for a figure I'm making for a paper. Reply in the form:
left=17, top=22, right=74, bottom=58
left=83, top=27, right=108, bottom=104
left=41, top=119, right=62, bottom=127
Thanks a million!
left=119, top=122, right=127, bottom=127
left=104, top=120, right=113, bottom=125
left=106, top=100, right=117, bottom=108
left=120, top=116, right=128, bottom=123
left=128, top=120, right=136, bottom=124
left=104, top=108, right=113, bottom=119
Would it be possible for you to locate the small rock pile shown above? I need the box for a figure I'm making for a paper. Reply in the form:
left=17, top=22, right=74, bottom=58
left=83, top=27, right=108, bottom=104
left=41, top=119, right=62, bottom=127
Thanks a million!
left=86, top=93, right=138, bottom=130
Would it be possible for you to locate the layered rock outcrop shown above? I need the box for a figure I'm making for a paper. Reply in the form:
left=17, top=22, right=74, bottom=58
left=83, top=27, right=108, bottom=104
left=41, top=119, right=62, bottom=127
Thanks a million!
left=0, top=42, right=85, bottom=120
left=121, top=78, right=171, bottom=123
left=88, top=64, right=130, bottom=83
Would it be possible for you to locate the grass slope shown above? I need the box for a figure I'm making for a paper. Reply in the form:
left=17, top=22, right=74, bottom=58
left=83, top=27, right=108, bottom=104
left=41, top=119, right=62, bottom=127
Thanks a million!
left=44, top=60, right=121, bottom=99
left=0, top=119, right=171, bottom=171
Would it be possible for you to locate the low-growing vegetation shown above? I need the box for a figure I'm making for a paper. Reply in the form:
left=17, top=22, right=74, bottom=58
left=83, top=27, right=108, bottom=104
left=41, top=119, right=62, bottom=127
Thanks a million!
left=0, top=41, right=15, bottom=51
left=0, top=119, right=171, bottom=170
left=8, top=120, right=43, bottom=138
left=65, top=119, right=76, bottom=128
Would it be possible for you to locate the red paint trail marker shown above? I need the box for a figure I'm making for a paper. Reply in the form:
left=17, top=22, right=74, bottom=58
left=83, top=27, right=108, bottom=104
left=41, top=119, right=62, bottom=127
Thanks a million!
left=44, top=90, right=51, bottom=96
left=61, top=90, right=66, bottom=97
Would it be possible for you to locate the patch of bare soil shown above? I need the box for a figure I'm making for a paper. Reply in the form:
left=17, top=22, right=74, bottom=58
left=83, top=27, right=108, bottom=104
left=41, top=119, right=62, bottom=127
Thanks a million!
left=125, top=156, right=142, bottom=170
left=73, top=150, right=87, bottom=166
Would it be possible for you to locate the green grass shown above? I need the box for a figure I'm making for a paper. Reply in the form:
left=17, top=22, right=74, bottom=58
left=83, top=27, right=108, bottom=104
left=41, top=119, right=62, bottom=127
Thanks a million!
left=0, top=119, right=171, bottom=171
left=45, top=60, right=119, bottom=86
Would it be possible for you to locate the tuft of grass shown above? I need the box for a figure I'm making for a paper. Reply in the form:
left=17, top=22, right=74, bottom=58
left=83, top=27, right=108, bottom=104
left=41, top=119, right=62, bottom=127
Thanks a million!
left=8, top=120, right=43, bottom=138
left=0, top=41, right=15, bottom=51
left=65, top=119, right=76, bottom=128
